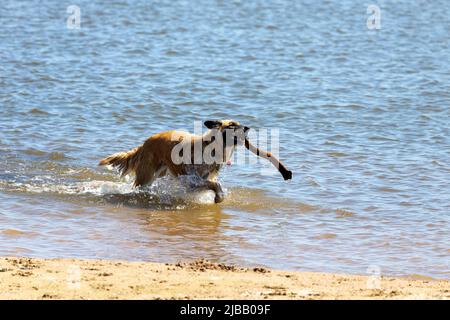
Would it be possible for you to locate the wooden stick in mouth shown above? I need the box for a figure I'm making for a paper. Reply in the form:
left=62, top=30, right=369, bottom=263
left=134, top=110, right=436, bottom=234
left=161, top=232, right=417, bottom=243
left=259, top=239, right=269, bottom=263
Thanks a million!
left=244, top=138, right=292, bottom=181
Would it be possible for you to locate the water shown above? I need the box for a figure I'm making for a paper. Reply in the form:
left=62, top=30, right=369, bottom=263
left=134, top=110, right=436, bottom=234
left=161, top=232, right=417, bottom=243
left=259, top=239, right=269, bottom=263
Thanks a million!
left=0, top=0, right=449, bottom=279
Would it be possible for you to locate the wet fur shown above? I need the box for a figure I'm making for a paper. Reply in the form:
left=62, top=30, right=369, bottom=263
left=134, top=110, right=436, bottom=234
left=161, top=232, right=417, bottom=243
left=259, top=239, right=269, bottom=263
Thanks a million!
left=99, top=120, right=243, bottom=203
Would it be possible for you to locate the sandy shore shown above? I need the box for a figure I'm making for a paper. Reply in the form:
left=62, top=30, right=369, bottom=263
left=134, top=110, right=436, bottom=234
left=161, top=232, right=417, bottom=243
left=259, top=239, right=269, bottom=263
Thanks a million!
left=0, top=257, right=448, bottom=299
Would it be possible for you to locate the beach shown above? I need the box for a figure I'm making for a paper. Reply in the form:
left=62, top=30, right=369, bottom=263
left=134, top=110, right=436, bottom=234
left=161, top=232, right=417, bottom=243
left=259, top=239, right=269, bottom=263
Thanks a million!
left=0, top=257, right=448, bottom=300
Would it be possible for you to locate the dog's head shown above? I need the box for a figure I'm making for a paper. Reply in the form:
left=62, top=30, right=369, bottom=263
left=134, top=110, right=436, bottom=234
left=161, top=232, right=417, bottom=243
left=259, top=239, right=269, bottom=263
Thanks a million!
left=204, top=119, right=250, bottom=145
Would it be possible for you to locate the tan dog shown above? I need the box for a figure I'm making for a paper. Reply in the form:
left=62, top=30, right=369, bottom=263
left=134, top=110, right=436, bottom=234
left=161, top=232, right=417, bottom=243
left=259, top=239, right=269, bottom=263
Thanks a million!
left=99, top=120, right=250, bottom=203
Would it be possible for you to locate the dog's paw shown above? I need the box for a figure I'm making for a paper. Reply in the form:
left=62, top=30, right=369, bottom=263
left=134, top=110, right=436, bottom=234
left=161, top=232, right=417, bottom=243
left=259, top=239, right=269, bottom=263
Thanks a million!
left=214, top=192, right=225, bottom=203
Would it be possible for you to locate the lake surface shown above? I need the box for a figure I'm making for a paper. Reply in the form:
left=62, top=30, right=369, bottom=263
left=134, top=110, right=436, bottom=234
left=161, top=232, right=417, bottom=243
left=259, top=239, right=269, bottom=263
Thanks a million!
left=0, top=0, right=449, bottom=278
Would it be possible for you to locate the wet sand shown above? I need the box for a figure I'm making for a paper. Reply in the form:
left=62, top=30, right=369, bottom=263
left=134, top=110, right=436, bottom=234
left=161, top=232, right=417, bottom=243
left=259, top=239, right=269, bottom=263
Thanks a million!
left=0, top=257, right=448, bottom=300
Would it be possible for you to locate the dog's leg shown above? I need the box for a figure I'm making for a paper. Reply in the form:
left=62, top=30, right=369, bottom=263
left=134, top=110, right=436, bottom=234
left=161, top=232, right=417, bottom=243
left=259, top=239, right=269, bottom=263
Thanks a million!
left=134, top=162, right=157, bottom=187
left=154, top=165, right=168, bottom=178
left=206, top=180, right=225, bottom=203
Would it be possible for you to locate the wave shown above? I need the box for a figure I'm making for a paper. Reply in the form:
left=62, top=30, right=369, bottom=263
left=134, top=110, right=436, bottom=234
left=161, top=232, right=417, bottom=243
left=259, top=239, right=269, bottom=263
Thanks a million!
left=0, top=176, right=217, bottom=207
left=0, top=156, right=311, bottom=212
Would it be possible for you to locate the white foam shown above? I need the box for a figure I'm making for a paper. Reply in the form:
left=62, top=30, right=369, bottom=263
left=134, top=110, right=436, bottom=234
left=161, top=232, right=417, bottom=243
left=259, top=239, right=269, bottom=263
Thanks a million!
left=4, top=176, right=217, bottom=205
left=146, top=176, right=216, bottom=204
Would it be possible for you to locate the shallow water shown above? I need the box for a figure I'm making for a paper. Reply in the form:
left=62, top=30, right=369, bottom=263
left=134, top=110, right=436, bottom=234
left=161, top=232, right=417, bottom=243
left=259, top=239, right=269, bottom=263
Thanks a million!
left=0, top=0, right=449, bottom=278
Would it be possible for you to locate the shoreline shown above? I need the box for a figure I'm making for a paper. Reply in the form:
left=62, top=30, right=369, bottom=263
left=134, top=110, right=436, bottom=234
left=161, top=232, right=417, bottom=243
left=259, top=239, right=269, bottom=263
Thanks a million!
left=0, top=257, right=448, bottom=300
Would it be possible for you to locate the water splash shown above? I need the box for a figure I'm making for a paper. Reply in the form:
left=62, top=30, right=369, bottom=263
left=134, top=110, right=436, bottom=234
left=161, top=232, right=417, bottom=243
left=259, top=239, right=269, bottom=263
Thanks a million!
left=0, top=170, right=216, bottom=206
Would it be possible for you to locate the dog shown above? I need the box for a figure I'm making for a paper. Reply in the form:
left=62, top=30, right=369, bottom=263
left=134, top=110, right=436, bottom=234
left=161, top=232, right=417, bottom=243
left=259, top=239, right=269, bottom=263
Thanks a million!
left=99, top=120, right=250, bottom=203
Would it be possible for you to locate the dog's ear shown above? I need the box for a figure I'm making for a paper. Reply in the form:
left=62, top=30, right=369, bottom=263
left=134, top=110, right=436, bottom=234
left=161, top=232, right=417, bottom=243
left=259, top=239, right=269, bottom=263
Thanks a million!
left=204, top=120, right=222, bottom=129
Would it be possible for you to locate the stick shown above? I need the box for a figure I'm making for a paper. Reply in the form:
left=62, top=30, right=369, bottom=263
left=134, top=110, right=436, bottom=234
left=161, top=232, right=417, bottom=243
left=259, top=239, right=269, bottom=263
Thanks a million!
left=244, top=138, right=292, bottom=180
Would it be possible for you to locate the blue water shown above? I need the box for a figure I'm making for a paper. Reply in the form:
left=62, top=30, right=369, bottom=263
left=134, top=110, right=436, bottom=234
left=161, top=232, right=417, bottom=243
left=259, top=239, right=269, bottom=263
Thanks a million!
left=0, top=0, right=449, bottom=278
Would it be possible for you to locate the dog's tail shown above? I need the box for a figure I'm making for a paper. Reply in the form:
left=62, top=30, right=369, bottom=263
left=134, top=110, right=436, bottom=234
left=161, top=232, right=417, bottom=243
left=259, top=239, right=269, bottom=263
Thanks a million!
left=99, top=146, right=143, bottom=178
